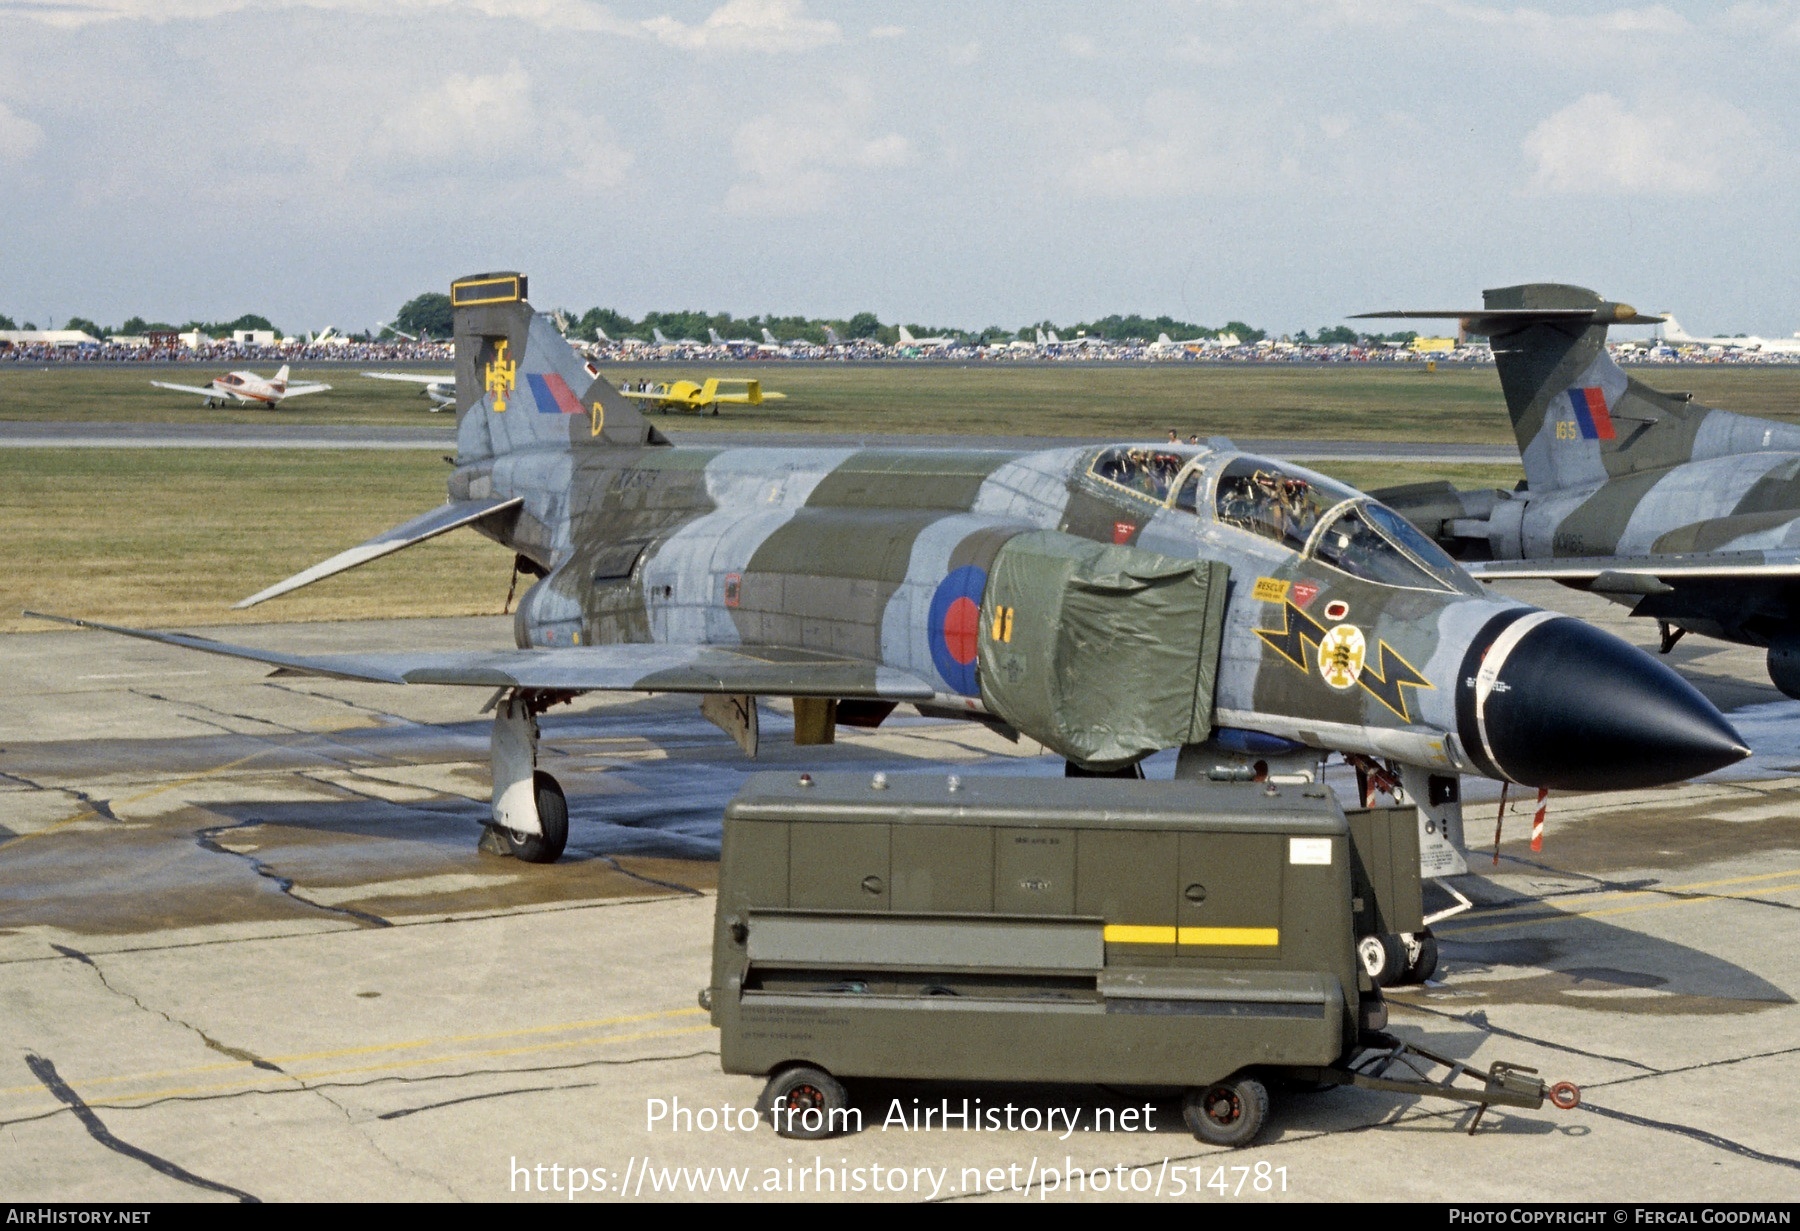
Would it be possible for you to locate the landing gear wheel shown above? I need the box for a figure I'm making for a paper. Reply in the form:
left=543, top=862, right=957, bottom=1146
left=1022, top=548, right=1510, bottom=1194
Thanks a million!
left=1357, top=933, right=1407, bottom=988
left=758, top=1065, right=850, bottom=1139
left=1402, top=928, right=1439, bottom=984
left=1183, top=1075, right=1269, bottom=1147
left=504, top=770, right=568, bottom=863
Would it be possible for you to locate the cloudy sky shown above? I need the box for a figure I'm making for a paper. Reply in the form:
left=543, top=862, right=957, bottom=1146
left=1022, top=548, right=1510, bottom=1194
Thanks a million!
left=0, top=0, right=1795, bottom=335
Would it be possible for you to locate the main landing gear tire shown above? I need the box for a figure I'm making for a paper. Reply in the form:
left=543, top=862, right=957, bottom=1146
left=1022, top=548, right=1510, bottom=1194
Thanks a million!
left=505, top=771, right=568, bottom=864
left=1183, top=1075, right=1269, bottom=1147
left=1357, top=933, right=1407, bottom=988
left=758, top=1065, right=850, bottom=1140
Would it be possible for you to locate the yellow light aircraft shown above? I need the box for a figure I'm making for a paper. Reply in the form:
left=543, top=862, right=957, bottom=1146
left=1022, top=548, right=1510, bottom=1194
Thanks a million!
left=618, top=377, right=786, bottom=415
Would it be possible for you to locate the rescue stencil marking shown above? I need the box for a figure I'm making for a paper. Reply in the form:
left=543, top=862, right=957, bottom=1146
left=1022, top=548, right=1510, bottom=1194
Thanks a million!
left=1251, top=577, right=1290, bottom=603
left=929, top=565, right=986, bottom=696
left=1256, top=602, right=1434, bottom=722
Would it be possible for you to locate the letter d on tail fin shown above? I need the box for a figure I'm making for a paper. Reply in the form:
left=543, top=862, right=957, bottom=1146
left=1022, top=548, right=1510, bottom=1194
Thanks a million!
left=451, top=271, right=665, bottom=463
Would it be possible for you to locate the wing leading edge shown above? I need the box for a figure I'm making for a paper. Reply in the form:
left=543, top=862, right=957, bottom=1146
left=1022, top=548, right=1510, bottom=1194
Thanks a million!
left=25, top=613, right=938, bottom=698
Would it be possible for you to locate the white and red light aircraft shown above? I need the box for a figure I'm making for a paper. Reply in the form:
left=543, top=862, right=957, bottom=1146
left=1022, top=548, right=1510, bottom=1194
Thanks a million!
left=150, top=365, right=331, bottom=408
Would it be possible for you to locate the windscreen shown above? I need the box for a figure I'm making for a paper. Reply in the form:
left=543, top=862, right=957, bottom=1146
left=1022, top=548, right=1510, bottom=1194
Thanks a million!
left=1314, top=501, right=1479, bottom=593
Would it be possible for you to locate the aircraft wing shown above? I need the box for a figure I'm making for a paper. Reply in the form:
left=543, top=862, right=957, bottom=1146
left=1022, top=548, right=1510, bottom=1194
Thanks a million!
left=1466, top=550, right=1800, bottom=583
left=25, top=614, right=938, bottom=698
left=714, top=392, right=787, bottom=404
left=362, top=372, right=451, bottom=384
left=149, top=381, right=219, bottom=398
left=234, top=497, right=525, bottom=608
left=280, top=383, right=332, bottom=397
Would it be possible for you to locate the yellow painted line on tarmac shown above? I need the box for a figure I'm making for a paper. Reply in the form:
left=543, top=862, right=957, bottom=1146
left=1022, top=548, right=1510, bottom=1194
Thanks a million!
left=1440, top=878, right=1800, bottom=937
left=0, top=1005, right=707, bottom=1099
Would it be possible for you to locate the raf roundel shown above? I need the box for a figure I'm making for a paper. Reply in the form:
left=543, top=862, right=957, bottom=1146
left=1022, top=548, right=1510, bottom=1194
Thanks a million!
left=929, top=565, right=987, bottom=697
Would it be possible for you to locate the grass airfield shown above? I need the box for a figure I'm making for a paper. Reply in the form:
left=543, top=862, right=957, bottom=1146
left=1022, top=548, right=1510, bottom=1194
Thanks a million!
left=8, top=359, right=1800, bottom=439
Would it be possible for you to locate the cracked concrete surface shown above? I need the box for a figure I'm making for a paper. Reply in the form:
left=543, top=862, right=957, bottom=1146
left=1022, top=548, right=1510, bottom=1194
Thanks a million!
left=1, top=598, right=1798, bottom=1201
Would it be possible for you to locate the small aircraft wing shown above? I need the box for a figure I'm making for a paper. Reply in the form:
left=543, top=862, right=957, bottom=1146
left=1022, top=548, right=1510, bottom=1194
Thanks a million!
left=234, top=497, right=524, bottom=608
left=25, top=614, right=938, bottom=699
left=1466, top=550, right=1800, bottom=584
left=362, top=372, right=451, bottom=385
left=149, top=381, right=220, bottom=398
left=280, top=383, right=332, bottom=398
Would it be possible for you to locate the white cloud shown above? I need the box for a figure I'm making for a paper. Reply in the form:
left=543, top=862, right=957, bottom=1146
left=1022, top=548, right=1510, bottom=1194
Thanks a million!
left=1522, top=93, right=1756, bottom=196
left=868, top=24, right=903, bottom=39
left=945, top=39, right=981, bottom=66
left=723, top=95, right=911, bottom=215
left=0, top=101, right=44, bottom=162
left=374, top=65, right=534, bottom=162
left=1061, top=33, right=1098, bottom=58
left=642, top=0, right=839, bottom=53
left=364, top=63, right=631, bottom=191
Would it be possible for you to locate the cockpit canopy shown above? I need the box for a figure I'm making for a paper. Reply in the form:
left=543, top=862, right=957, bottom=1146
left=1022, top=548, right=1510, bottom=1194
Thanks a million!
left=1086, top=446, right=1478, bottom=595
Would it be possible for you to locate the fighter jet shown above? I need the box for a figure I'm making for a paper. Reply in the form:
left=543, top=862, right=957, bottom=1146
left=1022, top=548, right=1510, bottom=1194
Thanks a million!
left=39, top=272, right=1746, bottom=874
left=897, top=325, right=954, bottom=351
left=150, top=365, right=331, bottom=408
left=1359, top=283, right=1800, bottom=698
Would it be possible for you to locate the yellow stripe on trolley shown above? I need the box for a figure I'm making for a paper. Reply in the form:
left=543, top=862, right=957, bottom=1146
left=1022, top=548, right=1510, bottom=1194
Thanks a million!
left=1179, top=926, right=1279, bottom=947
left=1103, top=925, right=1280, bottom=947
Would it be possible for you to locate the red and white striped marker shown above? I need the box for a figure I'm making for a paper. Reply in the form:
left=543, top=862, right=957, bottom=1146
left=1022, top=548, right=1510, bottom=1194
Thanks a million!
left=1530, top=787, right=1549, bottom=852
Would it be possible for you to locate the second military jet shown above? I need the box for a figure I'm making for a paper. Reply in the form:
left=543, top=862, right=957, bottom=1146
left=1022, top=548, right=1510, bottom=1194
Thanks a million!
left=1359, top=284, right=1800, bottom=698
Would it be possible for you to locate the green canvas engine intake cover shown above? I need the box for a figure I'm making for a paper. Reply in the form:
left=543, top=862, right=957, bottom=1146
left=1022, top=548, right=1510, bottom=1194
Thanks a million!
left=977, top=530, right=1229, bottom=768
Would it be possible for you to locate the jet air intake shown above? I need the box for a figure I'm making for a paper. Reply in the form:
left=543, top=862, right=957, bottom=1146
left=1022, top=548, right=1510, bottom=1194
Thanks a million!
left=1455, top=611, right=1748, bottom=790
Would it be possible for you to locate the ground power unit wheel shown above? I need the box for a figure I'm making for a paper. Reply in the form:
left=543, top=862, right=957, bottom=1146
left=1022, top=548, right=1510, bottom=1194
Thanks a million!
left=1357, top=932, right=1407, bottom=987
left=505, top=771, right=569, bottom=864
left=1183, top=1075, right=1270, bottom=1147
left=758, top=1065, right=851, bottom=1140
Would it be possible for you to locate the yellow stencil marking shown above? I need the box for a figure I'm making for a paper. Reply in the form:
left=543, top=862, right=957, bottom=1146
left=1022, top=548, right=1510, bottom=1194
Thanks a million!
left=990, top=606, right=1014, bottom=643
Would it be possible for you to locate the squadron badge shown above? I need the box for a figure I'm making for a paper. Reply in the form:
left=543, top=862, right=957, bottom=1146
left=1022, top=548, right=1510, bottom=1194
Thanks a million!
left=1317, top=623, right=1366, bottom=690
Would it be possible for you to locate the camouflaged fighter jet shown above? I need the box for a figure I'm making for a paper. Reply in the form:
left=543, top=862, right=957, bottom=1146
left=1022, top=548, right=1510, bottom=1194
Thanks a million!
left=34, top=272, right=1747, bottom=867
left=1359, top=284, right=1800, bottom=700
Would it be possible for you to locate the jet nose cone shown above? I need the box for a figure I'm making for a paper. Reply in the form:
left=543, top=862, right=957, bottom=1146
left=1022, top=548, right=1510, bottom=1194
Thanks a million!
left=1459, top=613, right=1748, bottom=791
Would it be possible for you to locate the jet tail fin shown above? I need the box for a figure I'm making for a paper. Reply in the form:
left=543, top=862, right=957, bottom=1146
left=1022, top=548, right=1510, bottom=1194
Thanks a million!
left=273, top=364, right=290, bottom=387
left=1355, top=286, right=1670, bottom=493
left=450, top=271, right=665, bottom=462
